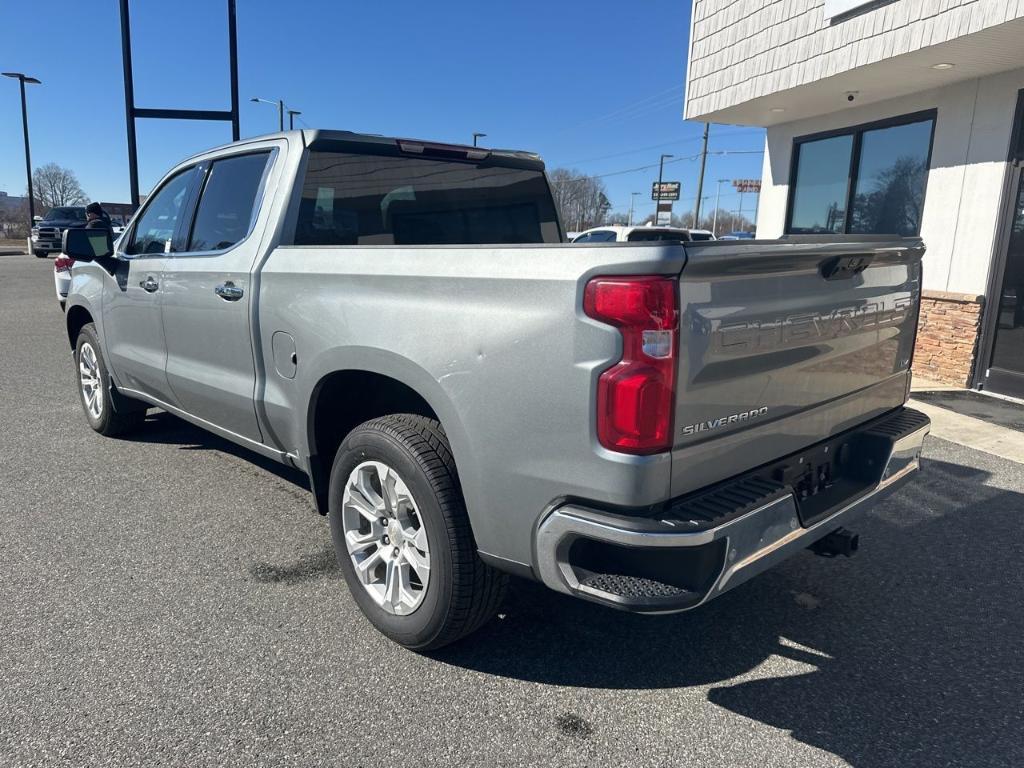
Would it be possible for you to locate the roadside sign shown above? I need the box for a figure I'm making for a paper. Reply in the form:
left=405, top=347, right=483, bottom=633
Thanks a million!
left=652, top=181, right=681, bottom=201
left=732, top=179, right=762, bottom=193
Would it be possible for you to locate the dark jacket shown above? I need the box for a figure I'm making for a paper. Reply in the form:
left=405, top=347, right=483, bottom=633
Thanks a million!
left=85, top=214, right=112, bottom=232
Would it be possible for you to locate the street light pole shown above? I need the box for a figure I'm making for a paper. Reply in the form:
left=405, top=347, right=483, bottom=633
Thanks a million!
left=713, top=178, right=728, bottom=237
left=472, top=132, right=487, bottom=147
left=3, top=72, right=41, bottom=229
left=251, top=97, right=287, bottom=131
left=655, top=154, right=673, bottom=225
left=627, top=192, right=641, bottom=227
left=288, top=109, right=301, bottom=130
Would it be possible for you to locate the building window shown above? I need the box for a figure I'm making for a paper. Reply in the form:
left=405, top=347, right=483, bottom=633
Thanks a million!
left=788, top=135, right=853, bottom=234
left=787, top=111, right=935, bottom=236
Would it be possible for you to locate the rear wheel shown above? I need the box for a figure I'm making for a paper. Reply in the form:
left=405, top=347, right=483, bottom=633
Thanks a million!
left=34, top=251, right=48, bottom=258
left=74, top=323, right=146, bottom=436
left=328, top=414, right=507, bottom=650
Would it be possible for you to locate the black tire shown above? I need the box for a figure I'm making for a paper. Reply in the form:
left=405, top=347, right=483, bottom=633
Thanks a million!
left=34, top=251, right=48, bottom=259
left=74, top=323, right=147, bottom=436
left=328, top=414, right=507, bottom=650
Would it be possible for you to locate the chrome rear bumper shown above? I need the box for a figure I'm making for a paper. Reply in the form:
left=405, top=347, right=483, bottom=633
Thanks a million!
left=535, top=408, right=929, bottom=613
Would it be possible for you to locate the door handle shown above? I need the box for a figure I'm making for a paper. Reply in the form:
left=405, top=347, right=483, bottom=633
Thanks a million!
left=215, top=281, right=244, bottom=301
left=139, top=276, right=159, bottom=293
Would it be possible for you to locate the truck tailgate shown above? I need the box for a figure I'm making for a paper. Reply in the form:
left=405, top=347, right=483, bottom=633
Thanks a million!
left=670, top=237, right=923, bottom=498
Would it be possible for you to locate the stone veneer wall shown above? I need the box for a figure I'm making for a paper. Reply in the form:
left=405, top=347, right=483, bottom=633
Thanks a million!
left=912, top=289, right=985, bottom=387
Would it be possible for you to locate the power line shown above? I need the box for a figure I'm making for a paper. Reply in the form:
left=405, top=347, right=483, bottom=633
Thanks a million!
left=559, top=128, right=763, bottom=167
left=548, top=84, right=684, bottom=138
left=549, top=149, right=764, bottom=184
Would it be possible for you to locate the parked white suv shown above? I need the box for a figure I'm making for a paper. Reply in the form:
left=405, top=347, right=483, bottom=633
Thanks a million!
left=571, top=225, right=714, bottom=243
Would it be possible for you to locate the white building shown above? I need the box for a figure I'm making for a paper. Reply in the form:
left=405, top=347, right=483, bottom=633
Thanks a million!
left=684, top=0, right=1024, bottom=393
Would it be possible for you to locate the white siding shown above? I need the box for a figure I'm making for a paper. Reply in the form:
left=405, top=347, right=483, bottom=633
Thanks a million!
left=685, top=0, right=1024, bottom=120
left=756, top=68, right=1024, bottom=296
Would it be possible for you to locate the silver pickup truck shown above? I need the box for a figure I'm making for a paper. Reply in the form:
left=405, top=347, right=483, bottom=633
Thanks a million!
left=61, top=130, right=929, bottom=650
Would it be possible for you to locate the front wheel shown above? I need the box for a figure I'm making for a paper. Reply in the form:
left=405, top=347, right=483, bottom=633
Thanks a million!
left=328, top=414, right=507, bottom=650
left=74, top=323, right=146, bottom=436
left=34, top=251, right=48, bottom=258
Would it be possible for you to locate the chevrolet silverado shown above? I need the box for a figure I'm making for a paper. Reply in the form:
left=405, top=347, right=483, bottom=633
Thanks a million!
left=61, top=130, right=929, bottom=649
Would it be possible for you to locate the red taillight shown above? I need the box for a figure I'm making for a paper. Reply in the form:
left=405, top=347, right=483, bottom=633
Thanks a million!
left=54, top=256, right=75, bottom=273
left=584, top=276, right=678, bottom=454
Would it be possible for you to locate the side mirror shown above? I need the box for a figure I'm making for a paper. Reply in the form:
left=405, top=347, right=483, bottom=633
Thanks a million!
left=62, top=227, right=113, bottom=262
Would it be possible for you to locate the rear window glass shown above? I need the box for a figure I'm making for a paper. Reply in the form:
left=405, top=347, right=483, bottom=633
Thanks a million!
left=626, top=229, right=690, bottom=242
left=688, top=231, right=714, bottom=241
left=294, top=150, right=561, bottom=245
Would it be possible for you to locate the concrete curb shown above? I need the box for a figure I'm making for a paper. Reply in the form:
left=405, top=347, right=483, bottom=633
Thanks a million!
left=909, top=398, right=1024, bottom=464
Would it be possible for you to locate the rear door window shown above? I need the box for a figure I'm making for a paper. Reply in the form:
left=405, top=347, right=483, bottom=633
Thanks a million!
left=187, top=152, right=271, bottom=252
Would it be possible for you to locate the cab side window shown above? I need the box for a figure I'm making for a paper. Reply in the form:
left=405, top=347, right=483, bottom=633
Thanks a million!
left=125, top=168, right=196, bottom=256
left=187, top=152, right=271, bottom=252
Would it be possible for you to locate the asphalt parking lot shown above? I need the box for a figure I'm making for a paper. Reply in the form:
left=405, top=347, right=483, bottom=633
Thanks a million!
left=1, top=251, right=1022, bottom=768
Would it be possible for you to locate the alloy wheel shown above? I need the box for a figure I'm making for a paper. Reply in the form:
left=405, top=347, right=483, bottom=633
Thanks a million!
left=342, top=460, right=431, bottom=615
left=78, top=342, right=103, bottom=420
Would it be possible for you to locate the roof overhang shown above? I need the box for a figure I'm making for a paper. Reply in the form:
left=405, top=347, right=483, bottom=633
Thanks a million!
left=688, top=17, right=1024, bottom=127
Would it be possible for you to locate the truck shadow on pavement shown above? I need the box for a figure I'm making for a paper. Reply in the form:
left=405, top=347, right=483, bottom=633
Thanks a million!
left=437, top=456, right=1024, bottom=768
left=127, top=411, right=311, bottom=492
left=122, top=412, right=1022, bottom=766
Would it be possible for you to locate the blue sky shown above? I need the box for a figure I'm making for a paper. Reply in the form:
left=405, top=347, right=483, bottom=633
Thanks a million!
left=0, top=0, right=764, bottom=221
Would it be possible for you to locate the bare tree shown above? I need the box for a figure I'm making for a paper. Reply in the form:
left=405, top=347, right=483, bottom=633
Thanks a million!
left=31, top=163, right=88, bottom=208
left=549, top=168, right=611, bottom=231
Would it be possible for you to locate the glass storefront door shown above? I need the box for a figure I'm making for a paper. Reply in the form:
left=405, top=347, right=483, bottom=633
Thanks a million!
left=985, top=168, right=1024, bottom=397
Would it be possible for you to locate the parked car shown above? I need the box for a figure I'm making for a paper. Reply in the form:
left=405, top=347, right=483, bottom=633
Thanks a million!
left=62, top=129, right=929, bottom=650
left=721, top=231, right=756, bottom=240
left=32, top=206, right=87, bottom=258
left=572, top=224, right=696, bottom=243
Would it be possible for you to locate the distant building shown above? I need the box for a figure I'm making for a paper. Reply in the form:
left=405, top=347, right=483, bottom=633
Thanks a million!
left=99, top=202, right=137, bottom=219
left=684, top=0, right=1024, bottom=394
left=0, top=193, right=33, bottom=237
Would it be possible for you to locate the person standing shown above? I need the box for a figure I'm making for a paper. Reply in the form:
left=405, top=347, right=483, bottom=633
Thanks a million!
left=85, top=202, right=112, bottom=232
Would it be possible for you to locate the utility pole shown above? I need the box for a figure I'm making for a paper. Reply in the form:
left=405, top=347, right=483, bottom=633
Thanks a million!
left=2, top=72, right=40, bottom=228
left=627, top=192, right=641, bottom=227
left=655, top=153, right=673, bottom=226
left=693, top=122, right=709, bottom=224
left=713, top=178, right=728, bottom=236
